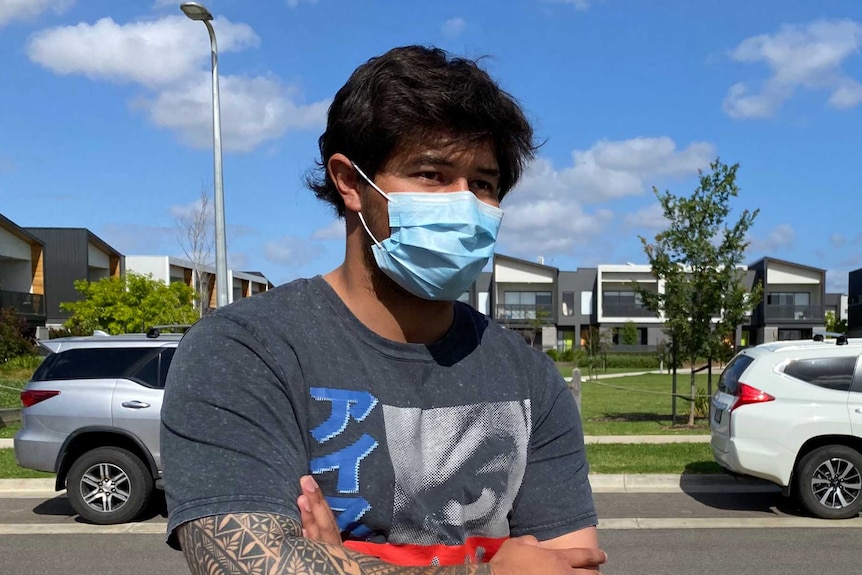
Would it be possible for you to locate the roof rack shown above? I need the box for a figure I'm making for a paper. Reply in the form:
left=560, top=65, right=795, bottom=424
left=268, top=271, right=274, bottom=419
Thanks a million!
left=146, top=324, right=193, bottom=339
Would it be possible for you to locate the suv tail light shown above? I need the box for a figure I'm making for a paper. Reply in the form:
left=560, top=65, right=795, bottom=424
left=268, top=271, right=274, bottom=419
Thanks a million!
left=730, top=383, right=774, bottom=412
left=21, top=390, right=60, bottom=408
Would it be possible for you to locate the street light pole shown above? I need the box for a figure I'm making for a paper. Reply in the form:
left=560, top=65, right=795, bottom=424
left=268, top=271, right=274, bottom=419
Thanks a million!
left=181, top=2, right=229, bottom=308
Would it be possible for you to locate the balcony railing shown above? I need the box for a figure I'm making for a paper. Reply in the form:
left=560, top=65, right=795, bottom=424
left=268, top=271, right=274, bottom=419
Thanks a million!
left=766, top=304, right=823, bottom=321
left=0, top=290, right=45, bottom=316
left=602, top=304, right=657, bottom=318
left=496, top=304, right=553, bottom=321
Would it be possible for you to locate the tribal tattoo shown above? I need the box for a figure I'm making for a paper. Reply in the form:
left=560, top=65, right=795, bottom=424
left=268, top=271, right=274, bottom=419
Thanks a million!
left=177, top=513, right=493, bottom=575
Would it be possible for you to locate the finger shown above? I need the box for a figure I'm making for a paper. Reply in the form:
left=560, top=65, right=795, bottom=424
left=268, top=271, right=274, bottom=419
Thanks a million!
left=559, top=548, right=608, bottom=568
left=300, top=476, right=342, bottom=546
left=297, top=494, right=320, bottom=541
left=510, top=535, right=541, bottom=547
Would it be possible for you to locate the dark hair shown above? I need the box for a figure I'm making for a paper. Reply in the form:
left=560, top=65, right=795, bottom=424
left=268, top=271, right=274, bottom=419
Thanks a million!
left=307, top=45, right=537, bottom=217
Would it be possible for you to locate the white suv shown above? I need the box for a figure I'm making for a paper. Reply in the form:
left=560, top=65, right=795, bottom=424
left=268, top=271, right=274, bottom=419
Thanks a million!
left=710, top=336, right=862, bottom=519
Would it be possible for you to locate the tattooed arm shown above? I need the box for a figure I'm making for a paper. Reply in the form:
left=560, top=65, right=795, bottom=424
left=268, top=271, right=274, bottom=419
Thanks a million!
left=177, top=513, right=605, bottom=575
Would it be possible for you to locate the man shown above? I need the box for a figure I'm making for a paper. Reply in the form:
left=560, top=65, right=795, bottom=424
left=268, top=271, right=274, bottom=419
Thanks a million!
left=161, top=45, right=604, bottom=575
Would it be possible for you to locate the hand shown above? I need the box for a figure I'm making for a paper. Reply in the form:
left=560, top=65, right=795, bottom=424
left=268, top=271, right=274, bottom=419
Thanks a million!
left=297, top=475, right=342, bottom=546
left=489, top=535, right=607, bottom=575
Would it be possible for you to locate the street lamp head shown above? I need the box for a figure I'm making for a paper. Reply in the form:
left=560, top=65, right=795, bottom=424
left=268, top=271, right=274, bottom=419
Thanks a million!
left=180, top=2, right=213, bottom=21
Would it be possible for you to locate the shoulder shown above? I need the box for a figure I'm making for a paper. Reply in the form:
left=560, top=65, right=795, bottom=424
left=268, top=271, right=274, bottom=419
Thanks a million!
left=456, top=303, right=559, bottom=385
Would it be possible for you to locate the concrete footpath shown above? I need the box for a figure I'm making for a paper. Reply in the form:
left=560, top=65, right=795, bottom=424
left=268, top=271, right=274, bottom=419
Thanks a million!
left=1, top=433, right=727, bottom=495
left=0, top=473, right=778, bottom=498
left=0, top=435, right=712, bottom=451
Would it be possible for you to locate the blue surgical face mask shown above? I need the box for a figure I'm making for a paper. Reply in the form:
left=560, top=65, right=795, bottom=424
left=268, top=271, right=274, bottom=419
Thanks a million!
left=353, top=163, right=503, bottom=301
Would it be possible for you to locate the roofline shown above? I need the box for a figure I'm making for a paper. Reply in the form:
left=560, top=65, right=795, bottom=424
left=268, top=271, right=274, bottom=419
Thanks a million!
left=493, top=253, right=560, bottom=272
left=0, top=213, right=45, bottom=246
left=747, top=256, right=825, bottom=275
left=25, top=226, right=123, bottom=257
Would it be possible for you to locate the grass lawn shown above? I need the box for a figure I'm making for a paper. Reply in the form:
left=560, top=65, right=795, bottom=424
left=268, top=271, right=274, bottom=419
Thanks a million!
left=0, top=378, right=26, bottom=409
left=0, top=444, right=720, bottom=479
left=0, top=448, right=54, bottom=479
left=587, top=443, right=721, bottom=474
left=0, top=422, right=21, bottom=438
left=579, top=373, right=716, bottom=435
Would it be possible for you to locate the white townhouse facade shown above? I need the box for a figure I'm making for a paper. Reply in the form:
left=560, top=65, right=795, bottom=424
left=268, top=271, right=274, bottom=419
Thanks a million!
left=125, top=255, right=272, bottom=309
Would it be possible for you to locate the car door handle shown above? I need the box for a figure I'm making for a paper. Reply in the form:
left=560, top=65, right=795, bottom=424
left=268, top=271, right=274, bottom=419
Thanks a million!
left=121, top=401, right=151, bottom=409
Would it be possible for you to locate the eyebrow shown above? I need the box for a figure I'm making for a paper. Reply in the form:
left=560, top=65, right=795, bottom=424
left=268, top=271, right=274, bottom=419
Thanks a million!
left=405, top=153, right=500, bottom=178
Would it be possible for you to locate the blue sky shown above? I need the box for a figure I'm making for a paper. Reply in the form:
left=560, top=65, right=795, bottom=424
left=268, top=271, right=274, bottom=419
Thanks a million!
left=1, top=0, right=860, bottom=292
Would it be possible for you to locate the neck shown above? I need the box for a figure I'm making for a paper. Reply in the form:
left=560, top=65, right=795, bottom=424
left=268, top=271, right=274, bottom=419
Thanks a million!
left=324, top=264, right=455, bottom=345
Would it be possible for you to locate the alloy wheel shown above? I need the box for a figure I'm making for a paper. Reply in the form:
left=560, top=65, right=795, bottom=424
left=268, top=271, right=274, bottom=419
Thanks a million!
left=79, top=462, right=131, bottom=513
left=810, top=457, right=862, bottom=510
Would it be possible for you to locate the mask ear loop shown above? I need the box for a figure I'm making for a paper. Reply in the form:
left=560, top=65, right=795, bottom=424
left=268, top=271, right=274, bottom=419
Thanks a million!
left=351, top=162, right=390, bottom=248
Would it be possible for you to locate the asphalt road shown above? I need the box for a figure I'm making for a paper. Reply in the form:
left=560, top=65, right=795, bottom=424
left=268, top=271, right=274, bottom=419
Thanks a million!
left=0, top=491, right=859, bottom=575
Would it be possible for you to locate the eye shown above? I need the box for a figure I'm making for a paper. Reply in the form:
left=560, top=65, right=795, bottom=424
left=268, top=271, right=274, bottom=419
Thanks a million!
left=470, top=180, right=499, bottom=198
left=415, top=171, right=442, bottom=182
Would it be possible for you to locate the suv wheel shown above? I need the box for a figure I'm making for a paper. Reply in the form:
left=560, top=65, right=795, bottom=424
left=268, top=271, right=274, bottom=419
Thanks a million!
left=795, top=445, right=862, bottom=520
left=66, top=447, right=154, bottom=525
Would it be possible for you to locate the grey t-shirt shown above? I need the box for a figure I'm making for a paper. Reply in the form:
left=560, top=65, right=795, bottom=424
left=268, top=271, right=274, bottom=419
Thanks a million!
left=161, top=276, right=596, bottom=565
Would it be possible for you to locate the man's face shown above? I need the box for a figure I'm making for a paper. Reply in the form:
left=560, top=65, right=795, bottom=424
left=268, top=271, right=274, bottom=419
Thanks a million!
left=352, top=138, right=501, bottom=300
left=360, top=139, right=501, bottom=244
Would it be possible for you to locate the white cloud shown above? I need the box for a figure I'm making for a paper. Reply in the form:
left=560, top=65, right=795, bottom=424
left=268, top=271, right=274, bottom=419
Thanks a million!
left=264, top=236, right=324, bottom=267
left=623, top=203, right=667, bottom=231
left=28, top=15, right=328, bottom=152
left=746, top=224, right=797, bottom=256
left=546, top=0, right=591, bottom=10
left=168, top=197, right=212, bottom=220
left=830, top=234, right=846, bottom=248
left=137, top=72, right=330, bottom=152
left=28, top=16, right=259, bottom=88
left=498, top=136, right=714, bottom=259
left=0, top=0, right=73, bottom=28
left=152, top=0, right=179, bottom=8
left=441, top=17, right=466, bottom=38
left=311, top=220, right=346, bottom=241
left=723, top=19, right=862, bottom=119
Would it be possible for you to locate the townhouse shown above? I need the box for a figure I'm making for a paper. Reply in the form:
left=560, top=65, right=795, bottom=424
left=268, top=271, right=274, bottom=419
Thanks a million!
left=464, top=253, right=841, bottom=351
left=0, top=215, right=46, bottom=328
left=125, top=255, right=273, bottom=309
left=0, top=213, right=273, bottom=333
left=849, top=268, right=862, bottom=337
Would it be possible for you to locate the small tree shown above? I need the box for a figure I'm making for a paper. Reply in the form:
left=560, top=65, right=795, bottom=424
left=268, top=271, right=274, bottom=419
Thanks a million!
left=526, top=307, right=552, bottom=348
left=176, top=185, right=214, bottom=317
left=825, top=311, right=848, bottom=334
left=0, top=308, right=35, bottom=361
left=582, top=326, right=610, bottom=379
left=636, top=159, right=762, bottom=426
left=620, top=321, right=639, bottom=346
left=61, top=272, right=198, bottom=335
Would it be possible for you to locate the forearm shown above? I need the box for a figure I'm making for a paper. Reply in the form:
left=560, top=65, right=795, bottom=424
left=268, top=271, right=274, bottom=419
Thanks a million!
left=178, top=513, right=491, bottom=575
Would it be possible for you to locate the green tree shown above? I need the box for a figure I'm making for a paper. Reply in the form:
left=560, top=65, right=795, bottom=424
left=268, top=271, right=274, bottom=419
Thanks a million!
left=0, top=308, right=35, bottom=361
left=61, top=272, right=199, bottom=335
left=825, top=311, right=848, bottom=334
left=620, top=321, right=639, bottom=346
left=582, top=326, right=610, bottom=379
left=526, top=307, right=552, bottom=348
left=636, top=159, right=762, bottom=426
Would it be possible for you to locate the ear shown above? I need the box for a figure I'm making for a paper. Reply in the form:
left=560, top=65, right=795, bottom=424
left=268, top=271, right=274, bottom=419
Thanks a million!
left=328, top=153, right=363, bottom=214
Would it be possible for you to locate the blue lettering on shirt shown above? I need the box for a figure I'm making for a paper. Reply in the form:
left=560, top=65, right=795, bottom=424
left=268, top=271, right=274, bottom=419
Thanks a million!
left=310, top=433, right=378, bottom=494
left=309, top=387, right=378, bottom=443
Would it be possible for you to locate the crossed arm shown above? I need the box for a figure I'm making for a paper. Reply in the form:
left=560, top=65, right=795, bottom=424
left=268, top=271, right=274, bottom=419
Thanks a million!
left=177, top=513, right=488, bottom=575
left=176, top=477, right=606, bottom=575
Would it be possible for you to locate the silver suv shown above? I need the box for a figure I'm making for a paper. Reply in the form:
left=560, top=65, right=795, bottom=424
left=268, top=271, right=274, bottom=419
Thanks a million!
left=14, top=328, right=184, bottom=524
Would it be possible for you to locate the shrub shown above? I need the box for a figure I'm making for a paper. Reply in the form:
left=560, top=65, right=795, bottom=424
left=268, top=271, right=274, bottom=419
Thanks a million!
left=559, top=348, right=576, bottom=362
left=546, top=348, right=559, bottom=361
left=602, top=353, right=660, bottom=369
left=0, top=308, right=35, bottom=362
left=685, top=386, right=710, bottom=419
left=0, top=354, right=43, bottom=372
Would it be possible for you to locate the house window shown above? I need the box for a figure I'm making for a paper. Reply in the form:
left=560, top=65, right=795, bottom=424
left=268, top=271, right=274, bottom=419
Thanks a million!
left=501, top=291, right=552, bottom=320
left=581, top=292, right=593, bottom=315
left=562, top=292, right=574, bottom=317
